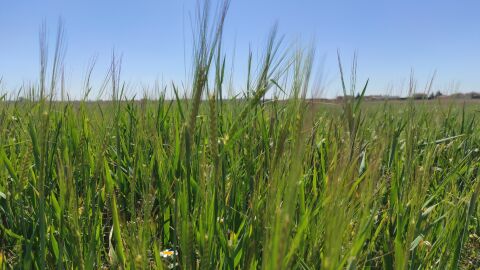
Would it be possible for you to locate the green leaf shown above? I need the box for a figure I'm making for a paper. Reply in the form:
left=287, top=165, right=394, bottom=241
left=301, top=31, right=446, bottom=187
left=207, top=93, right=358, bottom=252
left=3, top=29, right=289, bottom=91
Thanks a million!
left=410, top=234, right=424, bottom=251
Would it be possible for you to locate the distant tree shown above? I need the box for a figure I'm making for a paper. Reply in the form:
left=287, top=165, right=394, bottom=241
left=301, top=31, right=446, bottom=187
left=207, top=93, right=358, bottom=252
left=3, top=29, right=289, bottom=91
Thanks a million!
left=428, top=91, right=443, bottom=100
left=17, top=96, right=28, bottom=102
left=412, top=93, right=428, bottom=100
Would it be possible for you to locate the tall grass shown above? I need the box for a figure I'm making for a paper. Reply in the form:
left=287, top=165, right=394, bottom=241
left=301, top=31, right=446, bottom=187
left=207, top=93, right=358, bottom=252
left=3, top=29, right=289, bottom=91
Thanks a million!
left=1, top=1, right=480, bottom=269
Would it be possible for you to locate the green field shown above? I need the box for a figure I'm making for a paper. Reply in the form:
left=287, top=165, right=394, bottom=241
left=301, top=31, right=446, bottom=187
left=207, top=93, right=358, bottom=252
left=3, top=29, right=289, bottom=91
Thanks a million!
left=1, top=4, right=480, bottom=270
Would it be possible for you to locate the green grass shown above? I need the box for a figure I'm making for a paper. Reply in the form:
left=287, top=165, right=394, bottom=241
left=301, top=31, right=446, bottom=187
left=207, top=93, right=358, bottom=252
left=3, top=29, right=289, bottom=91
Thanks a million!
left=1, top=2, right=480, bottom=269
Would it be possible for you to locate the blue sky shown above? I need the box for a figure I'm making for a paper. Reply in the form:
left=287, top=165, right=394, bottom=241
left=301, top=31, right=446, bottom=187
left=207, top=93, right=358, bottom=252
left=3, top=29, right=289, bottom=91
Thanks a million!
left=1, top=1, right=479, bottom=99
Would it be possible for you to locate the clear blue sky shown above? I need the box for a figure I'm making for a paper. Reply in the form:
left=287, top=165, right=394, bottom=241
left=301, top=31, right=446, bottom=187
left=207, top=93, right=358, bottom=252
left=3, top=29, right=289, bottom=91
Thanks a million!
left=1, top=0, right=479, bottom=99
